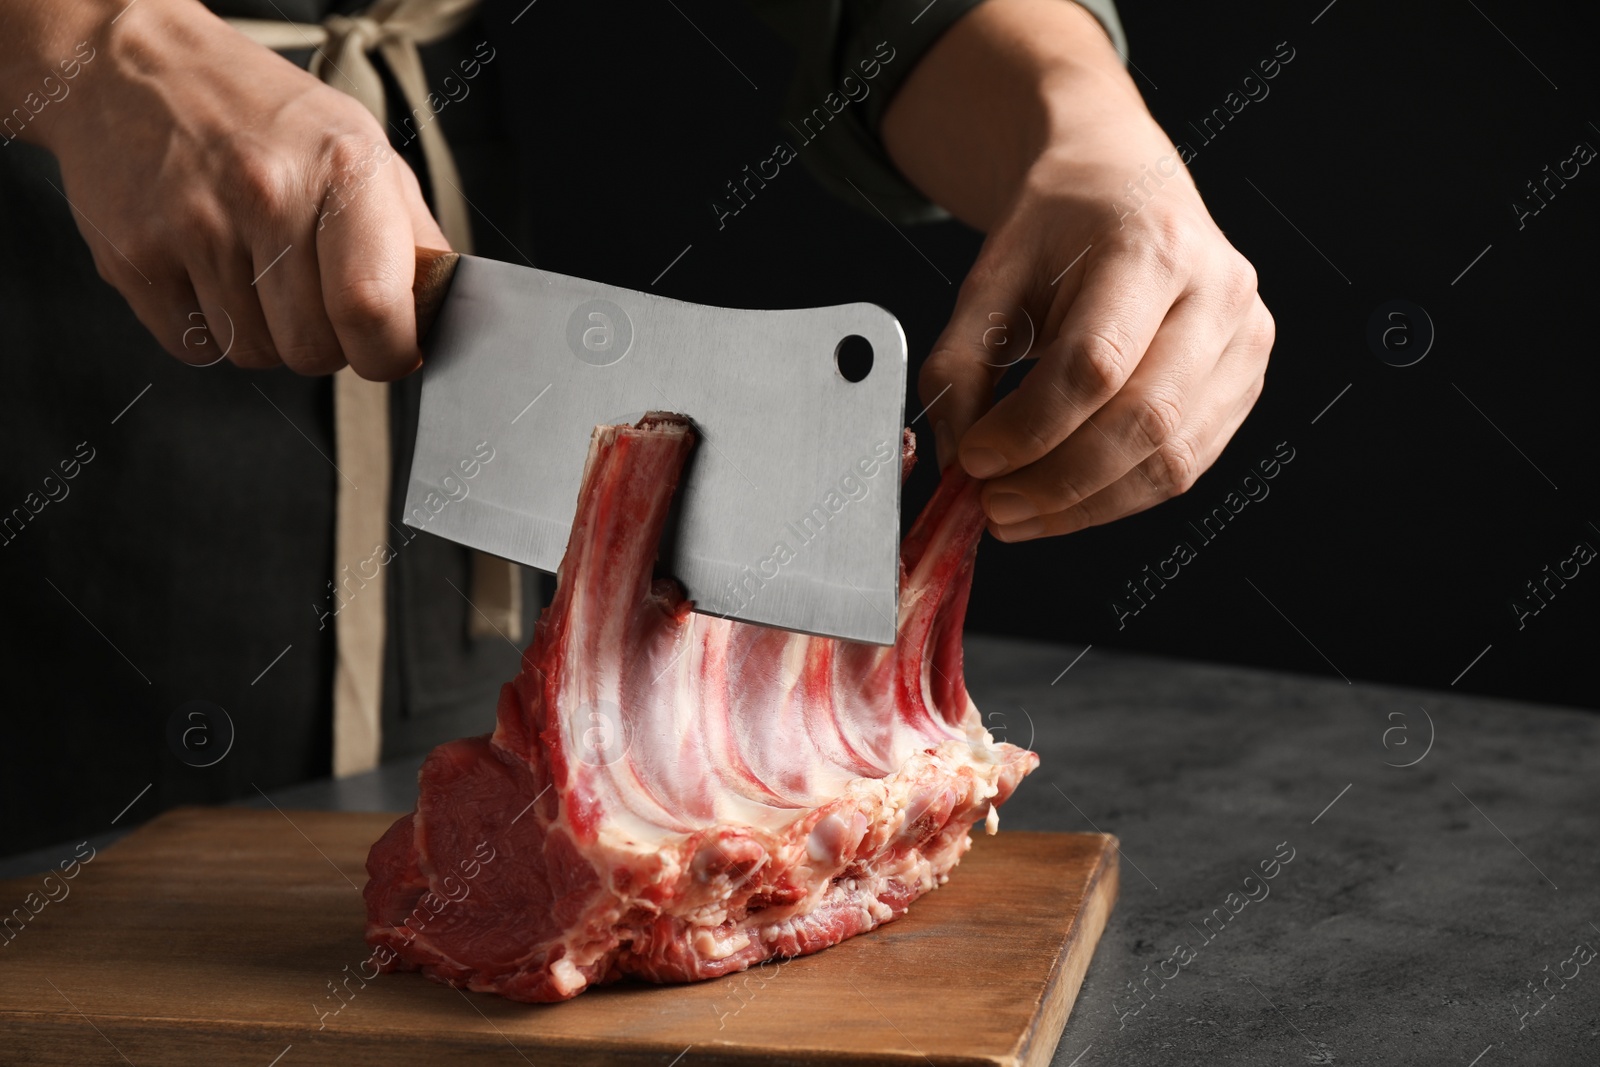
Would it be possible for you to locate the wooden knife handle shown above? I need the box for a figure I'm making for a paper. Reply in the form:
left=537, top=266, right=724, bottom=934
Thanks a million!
left=413, top=246, right=462, bottom=342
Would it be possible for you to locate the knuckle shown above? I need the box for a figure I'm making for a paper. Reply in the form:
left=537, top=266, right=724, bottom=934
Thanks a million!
left=1247, top=302, right=1277, bottom=356
left=326, top=135, right=391, bottom=186
left=1214, top=254, right=1259, bottom=317
left=394, top=158, right=427, bottom=197
left=1015, top=407, right=1058, bottom=455
left=314, top=135, right=394, bottom=224
left=108, top=230, right=147, bottom=265
left=957, top=255, right=1006, bottom=300
left=1142, top=210, right=1194, bottom=277
left=1066, top=326, right=1133, bottom=398
left=277, top=338, right=346, bottom=376
left=1244, top=372, right=1267, bottom=406
left=327, top=273, right=406, bottom=333
left=1042, top=479, right=1087, bottom=512
left=922, top=330, right=994, bottom=396
left=919, top=345, right=962, bottom=382
left=175, top=313, right=219, bottom=363
left=1129, top=392, right=1185, bottom=453
left=1153, top=432, right=1204, bottom=497
left=917, top=360, right=958, bottom=411
left=227, top=343, right=282, bottom=370
left=231, top=155, right=290, bottom=215
left=88, top=250, right=117, bottom=286
left=112, top=228, right=166, bottom=278
left=95, top=247, right=135, bottom=288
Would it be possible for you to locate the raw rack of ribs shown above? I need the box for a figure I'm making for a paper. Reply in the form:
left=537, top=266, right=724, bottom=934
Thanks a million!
left=363, top=412, right=1037, bottom=1001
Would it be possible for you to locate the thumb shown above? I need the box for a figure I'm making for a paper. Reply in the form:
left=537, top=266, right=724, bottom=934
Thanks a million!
left=919, top=264, right=1031, bottom=471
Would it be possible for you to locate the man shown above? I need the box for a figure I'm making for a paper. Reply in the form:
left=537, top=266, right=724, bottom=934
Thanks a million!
left=0, top=0, right=1270, bottom=852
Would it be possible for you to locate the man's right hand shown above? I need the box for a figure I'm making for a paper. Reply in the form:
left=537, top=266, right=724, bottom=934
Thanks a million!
left=4, top=0, right=447, bottom=379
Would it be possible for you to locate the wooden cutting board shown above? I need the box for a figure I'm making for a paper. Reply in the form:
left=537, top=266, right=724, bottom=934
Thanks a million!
left=0, top=808, right=1117, bottom=1066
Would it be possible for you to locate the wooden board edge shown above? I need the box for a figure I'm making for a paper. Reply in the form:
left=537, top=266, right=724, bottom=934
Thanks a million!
left=0, top=1013, right=1016, bottom=1067
left=1012, top=833, right=1120, bottom=1067
left=0, top=808, right=208, bottom=897
left=1, top=817, right=1116, bottom=1067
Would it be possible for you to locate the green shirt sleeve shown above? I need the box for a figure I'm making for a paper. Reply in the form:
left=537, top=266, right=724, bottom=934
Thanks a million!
left=743, top=0, right=1126, bottom=225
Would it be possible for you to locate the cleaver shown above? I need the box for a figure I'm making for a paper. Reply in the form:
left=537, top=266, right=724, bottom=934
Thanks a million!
left=405, top=249, right=908, bottom=646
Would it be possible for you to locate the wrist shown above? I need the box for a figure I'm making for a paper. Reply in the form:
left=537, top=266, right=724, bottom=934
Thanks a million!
left=0, top=0, right=120, bottom=149
left=1, top=0, right=218, bottom=154
left=1029, top=63, right=1193, bottom=195
left=882, top=0, right=1159, bottom=230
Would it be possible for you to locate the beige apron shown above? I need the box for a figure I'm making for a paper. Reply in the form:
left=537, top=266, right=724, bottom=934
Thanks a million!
left=229, top=0, right=521, bottom=777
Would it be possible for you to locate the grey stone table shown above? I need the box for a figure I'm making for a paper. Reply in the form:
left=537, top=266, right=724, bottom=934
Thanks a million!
left=10, top=635, right=1599, bottom=1065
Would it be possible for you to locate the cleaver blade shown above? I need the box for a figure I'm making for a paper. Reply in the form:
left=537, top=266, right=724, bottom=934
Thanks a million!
left=403, top=251, right=908, bottom=646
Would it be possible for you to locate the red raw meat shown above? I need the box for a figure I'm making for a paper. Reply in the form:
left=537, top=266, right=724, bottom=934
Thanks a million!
left=363, top=413, right=1037, bottom=1001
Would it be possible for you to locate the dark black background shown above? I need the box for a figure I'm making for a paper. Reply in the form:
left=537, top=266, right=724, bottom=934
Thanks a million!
left=490, top=0, right=1598, bottom=710
left=2, top=0, right=1594, bottom=861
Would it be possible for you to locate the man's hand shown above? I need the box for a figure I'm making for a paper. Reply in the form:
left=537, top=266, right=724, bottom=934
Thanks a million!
left=4, top=0, right=446, bottom=379
left=882, top=0, right=1274, bottom=541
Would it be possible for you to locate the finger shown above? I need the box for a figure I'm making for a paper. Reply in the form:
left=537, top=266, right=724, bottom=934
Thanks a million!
left=316, top=144, right=422, bottom=382
left=253, top=233, right=347, bottom=376
left=978, top=292, right=1230, bottom=525
left=115, top=270, right=212, bottom=365
left=189, top=256, right=280, bottom=370
left=990, top=378, right=1255, bottom=541
left=80, top=237, right=210, bottom=365
left=958, top=241, right=1190, bottom=480
left=175, top=302, right=231, bottom=367
left=989, top=313, right=1270, bottom=542
left=918, top=254, right=1035, bottom=470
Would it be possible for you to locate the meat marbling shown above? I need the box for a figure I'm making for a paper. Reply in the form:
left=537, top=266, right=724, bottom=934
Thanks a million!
left=362, top=413, right=1037, bottom=1001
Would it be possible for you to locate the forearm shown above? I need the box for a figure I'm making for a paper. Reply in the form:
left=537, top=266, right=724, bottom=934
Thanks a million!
left=0, top=0, right=128, bottom=148
left=881, top=0, right=1177, bottom=231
